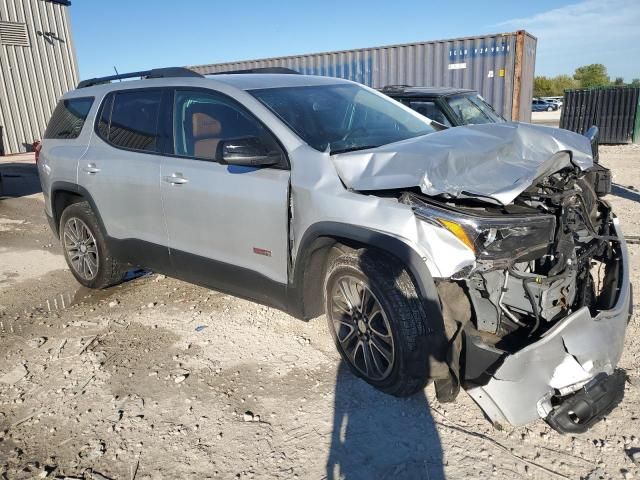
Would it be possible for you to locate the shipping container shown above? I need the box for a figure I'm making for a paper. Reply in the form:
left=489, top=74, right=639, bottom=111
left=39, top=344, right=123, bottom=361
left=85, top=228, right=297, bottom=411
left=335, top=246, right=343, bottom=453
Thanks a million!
left=190, top=31, right=536, bottom=122
left=0, top=0, right=78, bottom=155
left=560, top=87, right=640, bottom=144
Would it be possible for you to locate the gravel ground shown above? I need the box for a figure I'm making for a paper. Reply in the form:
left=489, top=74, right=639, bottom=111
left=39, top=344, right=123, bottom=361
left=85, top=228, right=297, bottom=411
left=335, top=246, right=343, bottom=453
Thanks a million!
left=1, top=146, right=639, bottom=480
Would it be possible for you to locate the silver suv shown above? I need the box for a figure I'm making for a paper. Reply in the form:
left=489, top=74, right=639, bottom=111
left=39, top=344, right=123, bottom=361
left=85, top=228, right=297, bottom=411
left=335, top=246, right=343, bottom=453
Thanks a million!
left=39, top=68, right=631, bottom=433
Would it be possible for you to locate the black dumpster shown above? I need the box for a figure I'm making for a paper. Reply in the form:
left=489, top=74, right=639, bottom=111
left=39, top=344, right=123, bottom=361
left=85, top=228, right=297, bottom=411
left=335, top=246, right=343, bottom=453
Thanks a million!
left=560, top=87, right=640, bottom=144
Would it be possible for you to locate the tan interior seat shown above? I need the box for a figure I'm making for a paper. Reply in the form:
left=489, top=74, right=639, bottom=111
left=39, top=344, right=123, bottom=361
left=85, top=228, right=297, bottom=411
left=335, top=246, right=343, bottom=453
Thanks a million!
left=192, top=112, right=222, bottom=159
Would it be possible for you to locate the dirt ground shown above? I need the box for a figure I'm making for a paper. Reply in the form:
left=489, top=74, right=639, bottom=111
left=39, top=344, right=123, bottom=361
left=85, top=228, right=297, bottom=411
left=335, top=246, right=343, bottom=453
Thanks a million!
left=1, top=146, right=640, bottom=480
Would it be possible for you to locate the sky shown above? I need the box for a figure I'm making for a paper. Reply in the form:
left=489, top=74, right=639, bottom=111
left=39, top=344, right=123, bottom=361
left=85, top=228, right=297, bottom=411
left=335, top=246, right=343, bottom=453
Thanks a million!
left=70, top=0, right=640, bottom=82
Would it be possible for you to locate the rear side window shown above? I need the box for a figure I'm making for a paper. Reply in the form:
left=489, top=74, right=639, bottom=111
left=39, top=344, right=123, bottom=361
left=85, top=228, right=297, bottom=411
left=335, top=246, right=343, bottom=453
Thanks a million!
left=97, top=90, right=162, bottom=152
left=44, top=97, right=94, bottom=139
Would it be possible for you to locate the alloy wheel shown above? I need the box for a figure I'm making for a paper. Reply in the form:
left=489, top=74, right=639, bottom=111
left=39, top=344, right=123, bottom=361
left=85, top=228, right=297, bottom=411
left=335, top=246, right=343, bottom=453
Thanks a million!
left=63, top=217, right=99, bottom=281
left=329, top=275, right=395, bottom=381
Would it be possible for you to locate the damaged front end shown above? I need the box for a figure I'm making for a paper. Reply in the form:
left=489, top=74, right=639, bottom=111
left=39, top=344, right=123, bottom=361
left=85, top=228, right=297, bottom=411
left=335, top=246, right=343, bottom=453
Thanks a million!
left=402, top=160, right=631, bottom=433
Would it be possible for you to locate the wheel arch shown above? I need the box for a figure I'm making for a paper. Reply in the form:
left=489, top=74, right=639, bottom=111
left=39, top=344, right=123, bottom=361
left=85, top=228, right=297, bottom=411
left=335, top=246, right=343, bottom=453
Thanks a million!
left=289, top=222, right=443, bottom=323
left=50, top=182, right=107, bottom=238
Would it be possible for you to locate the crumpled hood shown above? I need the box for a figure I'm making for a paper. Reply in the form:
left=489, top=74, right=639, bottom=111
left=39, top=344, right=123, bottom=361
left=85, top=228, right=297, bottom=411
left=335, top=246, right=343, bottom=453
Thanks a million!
left=331, top=122, right=594, bottom=205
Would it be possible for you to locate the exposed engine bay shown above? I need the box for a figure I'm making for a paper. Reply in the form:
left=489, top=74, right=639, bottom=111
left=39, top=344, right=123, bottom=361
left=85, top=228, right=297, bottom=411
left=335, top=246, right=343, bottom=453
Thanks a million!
left=396, top=159, right=628, bottom=432
left=401, top=161, right=618, bottom=349
left=466, top=163, right=617, bottom=345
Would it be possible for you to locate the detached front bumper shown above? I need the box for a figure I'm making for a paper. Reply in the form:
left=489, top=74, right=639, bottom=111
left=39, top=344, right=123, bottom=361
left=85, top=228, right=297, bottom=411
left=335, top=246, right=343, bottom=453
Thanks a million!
left=466, top=219, right=631, bottom=430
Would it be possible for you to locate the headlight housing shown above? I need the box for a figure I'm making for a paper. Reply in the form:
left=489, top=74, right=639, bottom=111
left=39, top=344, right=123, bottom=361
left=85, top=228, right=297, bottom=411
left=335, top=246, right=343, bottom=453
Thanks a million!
left=402, top=194, right=555, bottom=262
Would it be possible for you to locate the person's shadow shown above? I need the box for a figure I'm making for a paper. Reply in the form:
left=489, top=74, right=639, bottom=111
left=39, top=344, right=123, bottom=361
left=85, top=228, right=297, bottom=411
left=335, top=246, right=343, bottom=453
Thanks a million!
left=326, top=363, right=445, bottom=480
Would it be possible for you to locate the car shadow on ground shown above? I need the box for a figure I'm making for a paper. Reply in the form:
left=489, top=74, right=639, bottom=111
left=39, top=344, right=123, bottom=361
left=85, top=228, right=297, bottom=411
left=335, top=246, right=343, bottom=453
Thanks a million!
left=0, top=162, right=41, bottom=198
left=326, top=248, right=446, bottom=479
left=327, top=363, right=444, bottom=480
left=612, top=184, right=640, bottom=203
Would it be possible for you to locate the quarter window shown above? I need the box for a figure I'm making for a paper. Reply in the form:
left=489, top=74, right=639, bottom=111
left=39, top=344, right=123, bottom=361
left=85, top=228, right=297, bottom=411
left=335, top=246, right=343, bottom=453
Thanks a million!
left=173, top=89, right=280, bottom=162
left=97, top=90, right=162, bottom=152
left=44, top=97, right=94, bottom=139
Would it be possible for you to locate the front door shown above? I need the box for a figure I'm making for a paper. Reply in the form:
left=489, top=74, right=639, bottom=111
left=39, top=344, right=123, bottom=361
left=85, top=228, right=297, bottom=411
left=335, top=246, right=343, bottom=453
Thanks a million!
left=160, top=88, right=290, bottom=304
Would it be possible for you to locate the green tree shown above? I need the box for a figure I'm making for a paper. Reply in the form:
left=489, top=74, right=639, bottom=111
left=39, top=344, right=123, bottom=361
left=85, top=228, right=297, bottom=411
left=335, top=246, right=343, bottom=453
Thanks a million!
left=552, top=74, right=579, bottom=94
left=613, top=77, right=625, bottom=86
left=533, top=74, right=579, bottom=96
left=573, top=64, right=610, bottom=88
left=631, top=78, right=640, bottom=87
left=533, top=76, right=554, bottom=97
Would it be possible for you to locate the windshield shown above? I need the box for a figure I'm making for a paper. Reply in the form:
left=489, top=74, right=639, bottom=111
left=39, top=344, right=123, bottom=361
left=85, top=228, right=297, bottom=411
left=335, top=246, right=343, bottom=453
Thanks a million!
left=250, top=84, right=435, bottom=154
left=447, top=94, right=505, bottom=125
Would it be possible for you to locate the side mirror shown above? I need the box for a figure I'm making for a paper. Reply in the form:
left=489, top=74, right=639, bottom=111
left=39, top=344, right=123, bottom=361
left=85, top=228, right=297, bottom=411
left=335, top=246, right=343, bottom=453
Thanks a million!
left=430, top=120, right=449, bottom=131
left=584, top=125, right=599, bottom=163
left=219, top=136, right=282, bottom=167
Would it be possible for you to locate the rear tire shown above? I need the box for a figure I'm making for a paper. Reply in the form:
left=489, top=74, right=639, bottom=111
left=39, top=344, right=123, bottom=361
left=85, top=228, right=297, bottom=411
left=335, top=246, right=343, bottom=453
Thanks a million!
left=59, top=201, right=125, bottom=289
left=324, top=249, right=432, bottom=397
left=547, top=106, right=553, bottom=112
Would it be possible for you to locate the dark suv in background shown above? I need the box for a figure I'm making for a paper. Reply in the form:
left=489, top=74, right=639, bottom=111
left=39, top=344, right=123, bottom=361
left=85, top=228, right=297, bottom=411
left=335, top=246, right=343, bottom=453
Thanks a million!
left=380, top=85, right=505, bottom=126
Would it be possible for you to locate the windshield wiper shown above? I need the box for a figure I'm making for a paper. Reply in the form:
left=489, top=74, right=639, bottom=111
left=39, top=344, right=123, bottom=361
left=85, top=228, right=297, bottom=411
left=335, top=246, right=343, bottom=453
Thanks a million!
left=329, top=145, right=380, bottom=155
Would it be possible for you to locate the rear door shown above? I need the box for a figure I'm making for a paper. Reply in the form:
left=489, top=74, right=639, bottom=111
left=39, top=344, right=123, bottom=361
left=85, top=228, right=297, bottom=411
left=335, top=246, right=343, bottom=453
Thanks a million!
left=79, top=88, right=170, bottom=269
left=160, top=88, right=290, bottom=300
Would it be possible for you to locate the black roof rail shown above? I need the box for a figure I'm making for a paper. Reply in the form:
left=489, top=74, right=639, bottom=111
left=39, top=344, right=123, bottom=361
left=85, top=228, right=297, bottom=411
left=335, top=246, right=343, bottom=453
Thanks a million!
left=76, top=67, right=203, bottom=89
left=380, top=84, right=414, bottom=91
left=207, top=67, right=300, bottom=75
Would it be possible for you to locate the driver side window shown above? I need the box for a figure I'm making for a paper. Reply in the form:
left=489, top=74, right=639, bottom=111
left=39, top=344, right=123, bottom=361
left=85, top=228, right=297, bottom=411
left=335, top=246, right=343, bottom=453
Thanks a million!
left=173, top=89, right=277, bottom=162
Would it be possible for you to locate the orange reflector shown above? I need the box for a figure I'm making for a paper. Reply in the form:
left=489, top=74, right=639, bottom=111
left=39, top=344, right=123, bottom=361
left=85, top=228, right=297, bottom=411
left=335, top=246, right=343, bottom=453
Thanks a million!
left=438, top=219, right=475, bottom=252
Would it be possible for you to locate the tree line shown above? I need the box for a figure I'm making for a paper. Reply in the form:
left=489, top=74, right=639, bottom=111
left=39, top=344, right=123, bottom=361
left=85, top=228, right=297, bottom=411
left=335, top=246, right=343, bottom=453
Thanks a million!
left=534, top=64, right=640, bottom=97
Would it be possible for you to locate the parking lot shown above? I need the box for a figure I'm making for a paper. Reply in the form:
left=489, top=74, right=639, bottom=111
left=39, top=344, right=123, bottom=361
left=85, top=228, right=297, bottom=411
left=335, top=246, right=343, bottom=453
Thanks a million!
left=531, top=110, right=562, bottom=127
left=0, top=145, right=638, bottom=479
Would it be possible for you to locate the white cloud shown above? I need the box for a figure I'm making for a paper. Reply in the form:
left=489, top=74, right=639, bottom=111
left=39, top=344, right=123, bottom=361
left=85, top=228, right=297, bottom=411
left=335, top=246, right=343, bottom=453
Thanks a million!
left=496, top=0, right=640, bottom=80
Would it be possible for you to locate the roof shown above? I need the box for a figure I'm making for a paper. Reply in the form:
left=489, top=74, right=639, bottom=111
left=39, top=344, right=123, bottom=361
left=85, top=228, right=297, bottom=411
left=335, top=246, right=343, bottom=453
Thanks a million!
left=380, top=86, right=476, bottom=98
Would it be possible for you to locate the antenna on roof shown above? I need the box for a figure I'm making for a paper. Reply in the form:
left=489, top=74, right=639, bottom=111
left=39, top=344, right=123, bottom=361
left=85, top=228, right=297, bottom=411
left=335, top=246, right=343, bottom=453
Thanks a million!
left=76, top=67, right=203, bottom=89
left=113, top=66, right=122, bottom=81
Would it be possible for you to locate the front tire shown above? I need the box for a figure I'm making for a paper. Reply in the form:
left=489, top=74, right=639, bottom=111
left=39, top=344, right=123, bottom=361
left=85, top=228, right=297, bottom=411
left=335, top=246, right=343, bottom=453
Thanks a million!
left=60, top=201, right=125, bottom=289
left=324, top=249, right=432, bottom=397
left=547, top=106, right=553, bottom=112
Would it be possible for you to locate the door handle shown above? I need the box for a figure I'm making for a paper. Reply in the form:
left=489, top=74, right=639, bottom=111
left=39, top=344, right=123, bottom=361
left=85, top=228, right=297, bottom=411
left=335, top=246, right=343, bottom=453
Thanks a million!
left=163, top=173, right=189, bottom=185
left=83, top=163, right=101, bottom=174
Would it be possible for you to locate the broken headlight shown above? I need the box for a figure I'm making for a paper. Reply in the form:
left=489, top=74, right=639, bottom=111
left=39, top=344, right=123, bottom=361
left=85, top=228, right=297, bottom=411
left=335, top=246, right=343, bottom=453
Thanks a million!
left=404, top=196, right=556, bottom=261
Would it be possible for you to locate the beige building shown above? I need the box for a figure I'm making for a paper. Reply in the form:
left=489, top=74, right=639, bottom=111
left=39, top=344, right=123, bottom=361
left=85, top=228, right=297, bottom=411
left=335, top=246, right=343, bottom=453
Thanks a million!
left=0, top=0, right=78, bottom=154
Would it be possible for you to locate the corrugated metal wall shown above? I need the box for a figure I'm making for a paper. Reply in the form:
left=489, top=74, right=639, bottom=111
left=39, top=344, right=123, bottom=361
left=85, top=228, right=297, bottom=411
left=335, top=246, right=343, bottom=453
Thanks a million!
left=190, top=31, right=536, bottom=122
left=560, top=87, right=640, bottom=144
left=0, top=0, right=78, bottom=154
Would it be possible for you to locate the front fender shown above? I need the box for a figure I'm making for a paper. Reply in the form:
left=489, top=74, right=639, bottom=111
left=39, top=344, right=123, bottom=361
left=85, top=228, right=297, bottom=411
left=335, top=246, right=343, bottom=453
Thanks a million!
left=292, top=221, right=441, bottom=305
